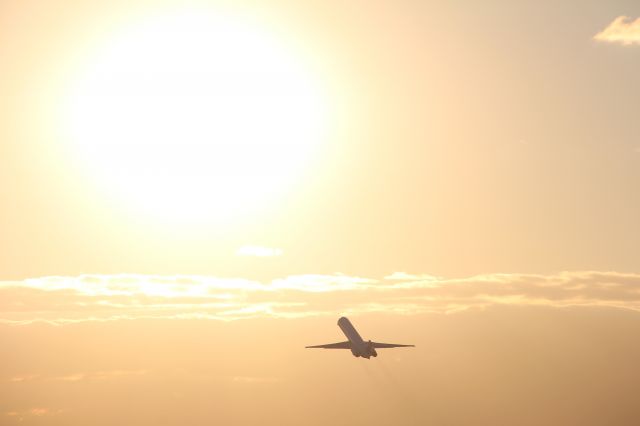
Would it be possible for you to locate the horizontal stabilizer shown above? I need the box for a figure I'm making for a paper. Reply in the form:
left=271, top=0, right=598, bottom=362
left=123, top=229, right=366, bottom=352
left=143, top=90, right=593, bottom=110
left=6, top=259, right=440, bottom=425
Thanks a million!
left=305, top=341, right=352, bottom=349
left=371, top=342, right=415, bottom=348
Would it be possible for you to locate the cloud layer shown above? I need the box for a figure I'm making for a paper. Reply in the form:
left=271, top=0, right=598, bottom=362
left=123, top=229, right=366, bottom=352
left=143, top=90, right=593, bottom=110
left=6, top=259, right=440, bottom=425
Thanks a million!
left=2, top=271, right=640, bottom=324
left=594, top=16, right=640, bottom=45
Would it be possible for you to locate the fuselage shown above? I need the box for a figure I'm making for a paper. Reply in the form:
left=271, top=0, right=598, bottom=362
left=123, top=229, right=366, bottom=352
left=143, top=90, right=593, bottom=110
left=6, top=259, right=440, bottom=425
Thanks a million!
left=337, top=317, right=377, bottom=358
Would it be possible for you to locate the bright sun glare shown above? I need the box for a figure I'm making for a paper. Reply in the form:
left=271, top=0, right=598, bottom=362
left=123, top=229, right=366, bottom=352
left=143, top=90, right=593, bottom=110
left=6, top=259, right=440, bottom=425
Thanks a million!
left=64, top=10, right=327, bottom=225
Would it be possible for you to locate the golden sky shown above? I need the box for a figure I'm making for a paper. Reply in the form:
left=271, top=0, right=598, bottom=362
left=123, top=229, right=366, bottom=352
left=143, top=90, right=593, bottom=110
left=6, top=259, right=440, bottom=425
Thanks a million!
left=2, top=0, right=640, bottom=424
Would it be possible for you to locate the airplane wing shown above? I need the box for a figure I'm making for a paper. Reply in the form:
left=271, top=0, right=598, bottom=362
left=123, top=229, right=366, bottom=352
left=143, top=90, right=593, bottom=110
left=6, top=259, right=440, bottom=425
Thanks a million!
left=371, top=342, right=415, bottom=348
left=305, top=341, right=352, bottom=349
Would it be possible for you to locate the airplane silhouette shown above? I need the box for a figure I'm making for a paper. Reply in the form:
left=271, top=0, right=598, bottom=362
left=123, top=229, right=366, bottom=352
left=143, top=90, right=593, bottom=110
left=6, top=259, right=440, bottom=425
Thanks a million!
left=306, top=317, right=414, bottom=359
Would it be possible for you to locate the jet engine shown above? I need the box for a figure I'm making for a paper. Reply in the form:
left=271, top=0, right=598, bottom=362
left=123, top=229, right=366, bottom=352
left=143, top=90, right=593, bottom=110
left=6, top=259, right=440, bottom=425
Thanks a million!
left=367, top=340, right=378, bottom=357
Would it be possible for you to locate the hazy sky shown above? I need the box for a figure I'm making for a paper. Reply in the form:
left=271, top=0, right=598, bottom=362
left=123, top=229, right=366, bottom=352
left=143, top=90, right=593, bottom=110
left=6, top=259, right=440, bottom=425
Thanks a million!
left=2, top=0, right=640, bottom=424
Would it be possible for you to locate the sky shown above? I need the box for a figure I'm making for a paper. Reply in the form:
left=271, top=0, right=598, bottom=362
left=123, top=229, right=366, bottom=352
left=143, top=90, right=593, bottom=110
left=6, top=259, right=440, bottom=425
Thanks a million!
left=1, top=0, right=640, bottom=424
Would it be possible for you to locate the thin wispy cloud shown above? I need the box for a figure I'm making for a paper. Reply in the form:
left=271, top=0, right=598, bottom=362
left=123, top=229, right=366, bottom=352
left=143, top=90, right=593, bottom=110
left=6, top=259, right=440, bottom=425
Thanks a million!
left=236, top=245, right=283, bottom=257
left=5, top=408, right=62, bottom=419
left=2, top=271, right=640, bottom=324
left=53, top=370, right=148, bottom=382
left=384, top=272, right=440, bottom=281
left=8, top=370, right=148, bottom=389
left=594, top=16, right=640, bottom=45
left=9, top=374, right=39, bottom=383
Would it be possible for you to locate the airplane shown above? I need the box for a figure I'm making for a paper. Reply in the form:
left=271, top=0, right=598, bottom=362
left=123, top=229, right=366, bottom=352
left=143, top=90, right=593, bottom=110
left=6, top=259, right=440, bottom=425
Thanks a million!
left=306, top=316, right=414, bottom=359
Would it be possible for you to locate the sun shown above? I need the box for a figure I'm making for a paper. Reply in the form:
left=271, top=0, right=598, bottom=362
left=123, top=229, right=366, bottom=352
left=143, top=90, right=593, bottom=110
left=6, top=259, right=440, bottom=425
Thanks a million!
left=63, top=10, right=327, bottom=226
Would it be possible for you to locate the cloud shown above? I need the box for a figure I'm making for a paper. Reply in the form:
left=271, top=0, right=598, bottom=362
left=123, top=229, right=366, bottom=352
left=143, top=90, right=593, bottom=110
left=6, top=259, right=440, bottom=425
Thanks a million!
left=271, top=274, right=376, bottom=292
left=8, top=370, right=148, bottom=384
left=9, top=374, right=39, bottom=383
left=4, top=408, right=63, bottom=419
left=54, top=370, right=148, bottom=382
left=236, top=245, right=283, bottom=257
left=2, top=271, right=640, bottom=324
left=29, top=409, right=49, bottom=416
left=594, top=16, right=640, bottom=45
left=384, top=272, right=440, bottom=281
